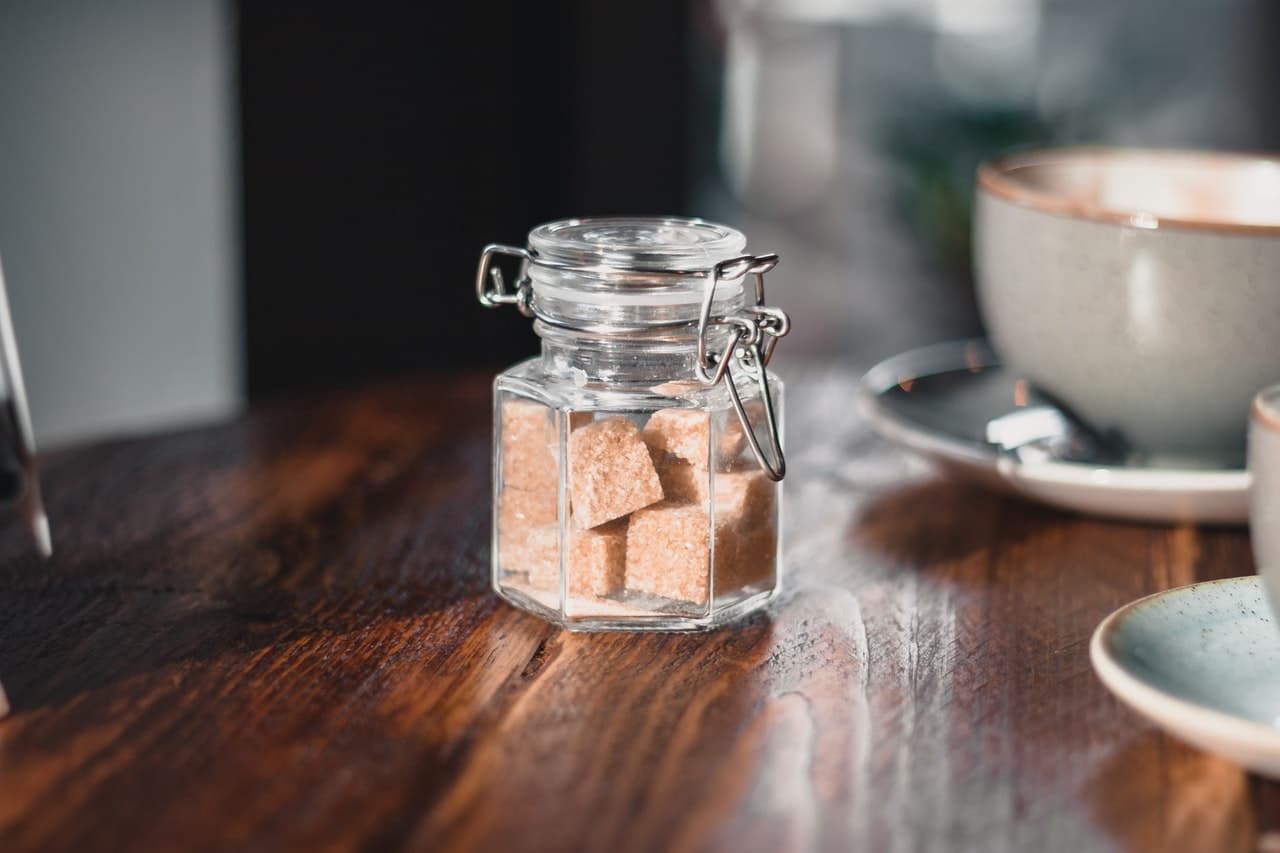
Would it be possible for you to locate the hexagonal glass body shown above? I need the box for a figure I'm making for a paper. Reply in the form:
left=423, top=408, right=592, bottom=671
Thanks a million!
left=486, top=218, right=784, bottom=631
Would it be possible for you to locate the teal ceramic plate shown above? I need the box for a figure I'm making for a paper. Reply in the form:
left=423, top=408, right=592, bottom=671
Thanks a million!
left=1091, top=576, right=1280, bottom=777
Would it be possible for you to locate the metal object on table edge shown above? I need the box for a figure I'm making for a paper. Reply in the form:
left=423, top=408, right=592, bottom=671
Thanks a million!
left=0, top=254, right=50, bottom=557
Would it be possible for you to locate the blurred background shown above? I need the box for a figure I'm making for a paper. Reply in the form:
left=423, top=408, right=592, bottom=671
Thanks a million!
left=0, top=0, right=1276, bottom=444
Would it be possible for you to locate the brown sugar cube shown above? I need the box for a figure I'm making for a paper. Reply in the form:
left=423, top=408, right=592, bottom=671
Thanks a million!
left=654, top=457, right=710, bottom=506
left=641, top=409, right=712, bottom=466
left=568, top=411, right=594, bottom=431
left=625, top=503, right=735, bottom=605
left=714, top=469, right=776, bottom=532
left=501, top=399, right=558, bottom=493
left=501, top=523, right=559, bottom=585
left=710, top=470, right=777, bottom=596
left=642, top=407, right=756, bottom=471
left=568, top=417, right=663, bottom=529
left=499, top=485, right=559, bottom=532
left=564, top=518, right=627, bottom=598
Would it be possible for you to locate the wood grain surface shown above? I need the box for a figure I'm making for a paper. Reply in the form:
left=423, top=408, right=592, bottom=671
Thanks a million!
left=0, top=366, right=1274, bottom=852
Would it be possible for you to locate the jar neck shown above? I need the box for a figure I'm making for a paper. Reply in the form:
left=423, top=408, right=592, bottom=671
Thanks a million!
left=536, top=323, right=705, bottom=385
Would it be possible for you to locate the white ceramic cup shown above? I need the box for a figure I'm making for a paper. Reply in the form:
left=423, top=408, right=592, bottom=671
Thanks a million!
left=975, top=147, right=1280, bottom=468
left=1251, top=386, right=1280, bottom=620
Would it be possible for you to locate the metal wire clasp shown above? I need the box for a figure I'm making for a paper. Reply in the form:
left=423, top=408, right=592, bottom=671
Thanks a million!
left=476, top=244, right=534, bottom=317
left=696, top=253, right=790, bottom=481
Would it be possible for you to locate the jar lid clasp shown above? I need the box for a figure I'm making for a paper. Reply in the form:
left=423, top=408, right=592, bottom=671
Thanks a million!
left=696, top=254, right=790, bottom=481
left=476, top=243, right=534, bottom=317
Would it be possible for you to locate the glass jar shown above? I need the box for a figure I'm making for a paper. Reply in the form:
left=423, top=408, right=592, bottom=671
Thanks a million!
left=475, top=217, right=789, bottom=631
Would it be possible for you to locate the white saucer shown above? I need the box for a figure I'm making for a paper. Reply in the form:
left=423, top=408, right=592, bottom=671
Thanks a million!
left=858, top=340, right=1250, bottom=524
left=1091, top=576, right=1280, bottom=778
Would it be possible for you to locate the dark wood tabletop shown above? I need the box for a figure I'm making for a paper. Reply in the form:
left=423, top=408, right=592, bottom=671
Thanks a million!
left=0, top=366, right=1275, bottom=852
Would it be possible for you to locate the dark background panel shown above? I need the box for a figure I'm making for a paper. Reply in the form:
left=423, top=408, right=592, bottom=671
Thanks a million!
left=238, top=1, right=691, bottom=399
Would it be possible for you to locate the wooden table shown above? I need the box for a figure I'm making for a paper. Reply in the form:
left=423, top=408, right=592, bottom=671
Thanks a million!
left=0, top=367, right=1275, bottom=852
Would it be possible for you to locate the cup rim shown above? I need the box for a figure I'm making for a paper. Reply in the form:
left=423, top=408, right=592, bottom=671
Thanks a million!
left=977, top=146, right=1280, bottom=236
left=1253, top=385, right=1280, bottom=433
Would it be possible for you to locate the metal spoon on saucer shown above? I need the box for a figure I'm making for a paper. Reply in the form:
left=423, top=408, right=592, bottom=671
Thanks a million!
left=985, top=381, right=1130, bottom=467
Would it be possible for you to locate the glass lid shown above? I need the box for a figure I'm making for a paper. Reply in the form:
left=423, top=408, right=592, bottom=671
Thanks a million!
left=528, top=217, right=747, bottom=272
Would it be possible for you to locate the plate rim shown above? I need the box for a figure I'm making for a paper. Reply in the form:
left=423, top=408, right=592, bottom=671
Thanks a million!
left=1089, top=576, right=1280, bottom=755
left=858, top=338, right=1251, bottom=495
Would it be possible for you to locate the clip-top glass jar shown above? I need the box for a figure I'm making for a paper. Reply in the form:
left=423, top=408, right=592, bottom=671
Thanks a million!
left=476, top=217, right=789, bottom=631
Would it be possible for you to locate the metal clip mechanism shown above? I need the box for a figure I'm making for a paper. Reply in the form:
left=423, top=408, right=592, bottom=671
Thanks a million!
left=476, top=244, right=534, bottom=317
left=697, top=253, right=790, bottom=481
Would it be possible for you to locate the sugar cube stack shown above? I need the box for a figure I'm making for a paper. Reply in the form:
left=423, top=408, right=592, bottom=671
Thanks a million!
left=627, top=406, right=777, bottom=604
left=497, top=399, right=775, bottom=610
left=497, top=399, right=561, bottom=588
left=624, top=468, right=776, bottom=605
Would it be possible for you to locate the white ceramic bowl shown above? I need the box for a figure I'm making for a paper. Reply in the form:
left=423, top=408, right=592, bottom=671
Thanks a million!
left=975, top=147, right=1280, bottom=468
